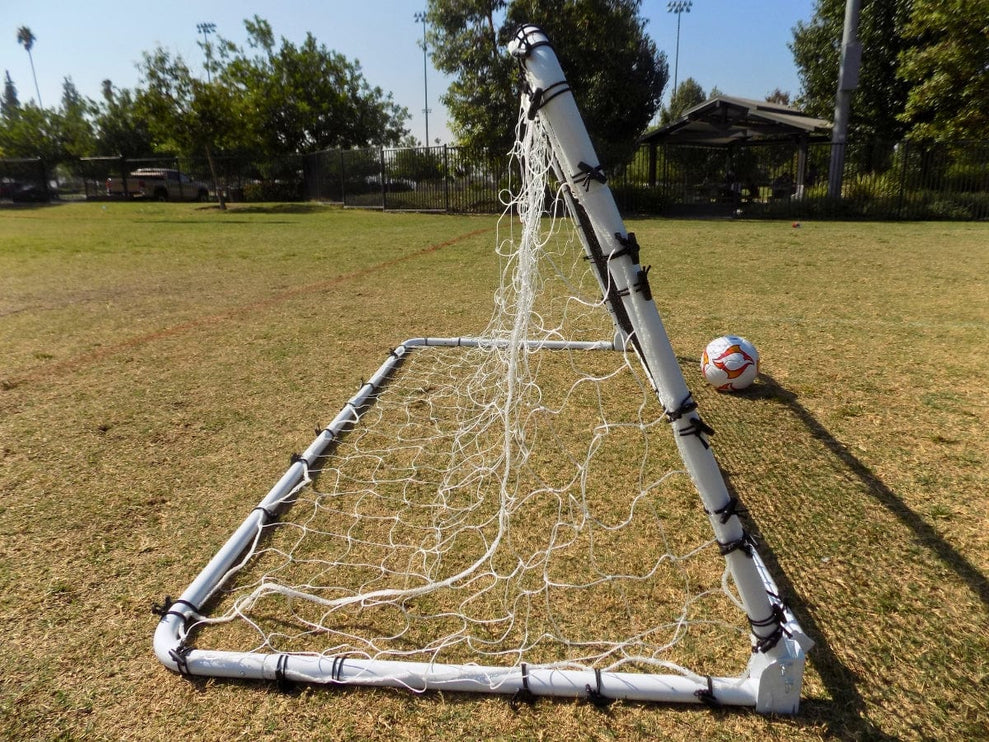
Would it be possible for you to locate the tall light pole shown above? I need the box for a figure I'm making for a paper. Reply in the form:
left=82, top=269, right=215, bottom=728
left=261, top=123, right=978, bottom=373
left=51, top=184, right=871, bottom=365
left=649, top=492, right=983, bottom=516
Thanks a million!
left=413, top=11, right=431, bottom=145
left=667, top=1, right=692, bottom=99
left=197, top=22, right=217, bottom=83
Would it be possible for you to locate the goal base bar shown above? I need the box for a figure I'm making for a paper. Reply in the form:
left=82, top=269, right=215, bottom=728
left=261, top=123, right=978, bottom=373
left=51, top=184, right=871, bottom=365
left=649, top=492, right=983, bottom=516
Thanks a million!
left=154, top=336, right=811, bottom=714
left=155, top=645, right=807, bottom=712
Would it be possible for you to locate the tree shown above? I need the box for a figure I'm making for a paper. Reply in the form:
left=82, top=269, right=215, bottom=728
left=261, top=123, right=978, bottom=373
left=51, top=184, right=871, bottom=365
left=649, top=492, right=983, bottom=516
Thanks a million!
left=59, top=77, right=96, bottom=157
left=0, top=102, right=67, bottom=161
left=427, top=0, right=668, bottom=168
left=0, top=73, right=88, bottom=164
left=137, top=48, right=249, bottom=207
left=2, top=71, right=19, bottom=120
left=424, top=1, right=515, bottom=156
left=16, top=26, right=42, bottom=108
left=658, top=77, right=705, bottom=125
left=219, top=16, right=410, bottom=155
left=790, top=0, right=912, bottom=144
left=93, top=80, right=155, bottom=157
left=897, top=0, right=989, bottom=141
left=765, top=88, right=792, bottom=105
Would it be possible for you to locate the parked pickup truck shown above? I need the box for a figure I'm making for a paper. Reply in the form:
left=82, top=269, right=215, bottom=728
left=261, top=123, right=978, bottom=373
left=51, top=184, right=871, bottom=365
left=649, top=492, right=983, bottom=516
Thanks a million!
left=106, top=168, right=210, bottom=202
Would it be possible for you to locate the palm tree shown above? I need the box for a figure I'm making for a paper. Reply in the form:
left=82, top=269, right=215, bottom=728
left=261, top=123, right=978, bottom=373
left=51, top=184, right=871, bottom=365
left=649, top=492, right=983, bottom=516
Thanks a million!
left=16, top=26, right=42, bottom=108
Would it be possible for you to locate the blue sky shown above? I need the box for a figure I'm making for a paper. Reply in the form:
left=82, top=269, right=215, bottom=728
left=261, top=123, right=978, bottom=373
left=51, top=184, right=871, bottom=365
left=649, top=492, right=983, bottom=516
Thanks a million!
left=1, top=1, right=817, bottom=145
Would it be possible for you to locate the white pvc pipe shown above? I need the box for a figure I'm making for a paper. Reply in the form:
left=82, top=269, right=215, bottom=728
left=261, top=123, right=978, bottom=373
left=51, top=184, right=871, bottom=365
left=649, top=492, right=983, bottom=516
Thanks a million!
left=507, top=25, right=788, bottom=657
left=161, top=648, right=760, bottom=706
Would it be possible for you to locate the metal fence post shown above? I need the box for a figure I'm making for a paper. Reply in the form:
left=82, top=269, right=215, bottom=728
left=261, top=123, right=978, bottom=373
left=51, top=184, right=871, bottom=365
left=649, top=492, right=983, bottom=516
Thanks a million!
left=340, top=149, right=347, bottom=207
left=380, top=147, right=386, bottom=210
left=896, top=139, right=909, bottom=219
left=444, top=145, right=450, bottom=213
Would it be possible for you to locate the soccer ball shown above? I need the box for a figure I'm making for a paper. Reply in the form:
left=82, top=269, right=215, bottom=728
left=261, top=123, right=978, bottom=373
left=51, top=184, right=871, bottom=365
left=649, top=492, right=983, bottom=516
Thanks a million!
left=700, top=335, right=760, bottom=391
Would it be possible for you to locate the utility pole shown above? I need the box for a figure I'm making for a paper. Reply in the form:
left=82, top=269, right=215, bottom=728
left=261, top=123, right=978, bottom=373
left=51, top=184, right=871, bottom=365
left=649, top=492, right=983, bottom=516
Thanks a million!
left=827, top=0, right=862, bottom=199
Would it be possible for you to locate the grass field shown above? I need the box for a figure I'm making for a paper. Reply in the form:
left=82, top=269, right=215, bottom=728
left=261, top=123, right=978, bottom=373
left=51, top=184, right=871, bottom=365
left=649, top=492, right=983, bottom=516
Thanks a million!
left=1, top=202, right=987, bottom=740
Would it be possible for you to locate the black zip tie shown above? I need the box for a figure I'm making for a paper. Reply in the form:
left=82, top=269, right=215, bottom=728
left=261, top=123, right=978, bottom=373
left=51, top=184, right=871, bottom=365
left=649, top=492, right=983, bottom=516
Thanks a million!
left=718, top=531, right=757, bottom=558
left=331, top=656, right=346, bottom=682
left=573, top=161, right=607, bottom=191
left=665, top=394, right=698, bottom=422
left=679, top=415, right=715, bottom=449
left=610, top=232, right=640, bottom=264
left=705, top=496, right=747, bottom=524
left=510, top=663, right=537, bottom=709
left=585, top=668, right=614, bottom=708
left=510, top=25, right=554, bottom=60
left=633, top=267, right=653, bottom=301
left=151, top=595, right=173, bottom=617
left=694, top=676, right=721, bottom=708
left=252, top=505, right=278, bottom=522
left=169, top=644, right=193, bottom=676
left=152, top=596, right=199, bottom=623
left=525, top=80, right=571, bottom=120
left=275, top=654, right=295, bottom=692
left=290, top=452, right=309, bottom=468
left=750, top=598, right=792, bottom=654
left=526, top=87, right=543, bottom=120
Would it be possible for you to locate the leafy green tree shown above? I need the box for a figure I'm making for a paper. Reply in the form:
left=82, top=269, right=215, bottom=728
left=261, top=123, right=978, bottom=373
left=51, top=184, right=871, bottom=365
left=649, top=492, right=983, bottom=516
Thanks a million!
left=219, top=16, right=410, bottom=155
left=137, top=47, right=250, bottom=207
left=0, top=73, right=86, bottom=164
left=2, top=70, right=19, bottom=120
left=658, top=77, right=705, bottom=124
left=0, top=102, right=67, bottom=161
left=897, top=0, right=989, bottom=141
left=427, top=0, right=668, bottom=168
left=765, top=88, right=792, bottom=105
left=790, top=0, right=912, bottom=144
left=425, top=1, right=515, bottom=156
left=58, top=77, right=96, bottom=157
left=93, top=80, right=155, bottom=157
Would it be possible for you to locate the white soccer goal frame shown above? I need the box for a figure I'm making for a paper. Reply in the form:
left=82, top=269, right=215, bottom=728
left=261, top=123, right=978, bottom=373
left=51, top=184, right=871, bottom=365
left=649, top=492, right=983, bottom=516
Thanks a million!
left=154, top=25, right=812, bottom=713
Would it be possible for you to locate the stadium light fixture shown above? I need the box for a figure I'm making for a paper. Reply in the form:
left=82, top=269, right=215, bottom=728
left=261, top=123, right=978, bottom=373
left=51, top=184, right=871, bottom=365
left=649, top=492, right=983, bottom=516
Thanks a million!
left=667, top=1, right=692, bottom=99
left=197, top=22, right=217, bottom=84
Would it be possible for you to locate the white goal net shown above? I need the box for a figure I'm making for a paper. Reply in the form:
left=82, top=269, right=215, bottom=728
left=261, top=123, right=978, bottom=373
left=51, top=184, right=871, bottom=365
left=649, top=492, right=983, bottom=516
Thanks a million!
left=154, top=25, right=810, bottom=712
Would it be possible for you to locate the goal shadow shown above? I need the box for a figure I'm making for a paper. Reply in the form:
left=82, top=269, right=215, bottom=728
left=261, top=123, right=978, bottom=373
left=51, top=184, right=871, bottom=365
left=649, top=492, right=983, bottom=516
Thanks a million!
left=700, top=366, right=986, bottom=736
left=734, top=371, right=988, bottom=612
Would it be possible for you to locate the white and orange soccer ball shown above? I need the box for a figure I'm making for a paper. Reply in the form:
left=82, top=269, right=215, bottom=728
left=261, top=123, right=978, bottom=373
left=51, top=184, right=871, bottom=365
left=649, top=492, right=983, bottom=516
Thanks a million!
left=700, top=335, right=760, bottom=391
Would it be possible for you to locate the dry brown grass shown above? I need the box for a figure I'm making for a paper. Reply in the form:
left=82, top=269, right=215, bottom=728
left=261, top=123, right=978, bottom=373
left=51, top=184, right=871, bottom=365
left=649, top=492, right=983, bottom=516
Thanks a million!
left=1, top=202, right=986, bottom=740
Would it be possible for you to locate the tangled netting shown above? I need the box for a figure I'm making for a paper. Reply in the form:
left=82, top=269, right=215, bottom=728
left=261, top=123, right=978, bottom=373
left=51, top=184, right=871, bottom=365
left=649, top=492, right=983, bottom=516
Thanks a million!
left=184, top=105, right=749, bottom=684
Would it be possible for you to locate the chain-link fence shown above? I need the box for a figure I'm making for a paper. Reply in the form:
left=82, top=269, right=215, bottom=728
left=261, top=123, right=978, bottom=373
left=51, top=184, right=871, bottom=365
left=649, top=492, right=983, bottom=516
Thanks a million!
left=4, top=139, right=987, bottom=220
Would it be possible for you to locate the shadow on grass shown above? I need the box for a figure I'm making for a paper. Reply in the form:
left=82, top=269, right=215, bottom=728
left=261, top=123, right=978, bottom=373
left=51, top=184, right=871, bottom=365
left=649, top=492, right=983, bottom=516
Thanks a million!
left=0, top=200, right=63, bottom=210
left=744, top=372, right=988, bottom=612
left=717, top=461, right=883, bottom=737
left=218, top=203, right=335, bottom=215
left=714, top=369, right=988, bottom=736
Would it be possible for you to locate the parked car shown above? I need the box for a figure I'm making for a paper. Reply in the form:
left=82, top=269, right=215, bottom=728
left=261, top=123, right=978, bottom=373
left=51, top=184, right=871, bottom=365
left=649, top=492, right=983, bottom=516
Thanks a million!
left=106, top=168, right=210, bottom=202
left=1, top=178, right=50, bottom=202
